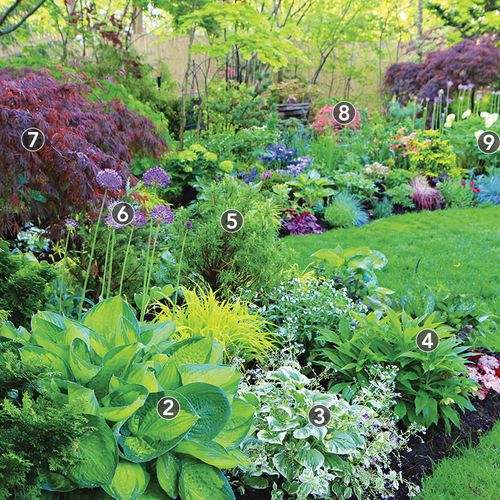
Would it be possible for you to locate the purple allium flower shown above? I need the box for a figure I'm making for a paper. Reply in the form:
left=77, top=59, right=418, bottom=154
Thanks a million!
left=96, top=169, right=123, bottom=191
left=132, top=210, right=148, bottom=228
left=476, top=92, right=483, bottom=101
left=458, top=84, right=464, bottom=90
left=142, top=166, right=171, bottom=188
left=185, top=220, right=193, bottom=229
left=260, top=170, right=273, bottom=180
left=150, top=204, right=175, bottom=225
left=467, top=83, right=475, bottom=90
left=445, top=98, right=452, bottom=105
left=64, top=218, right=78, bottom=228
left=438, top=89, right=444, bottom=96
left=447, top=80, right=453, bottom=87
left=105, top=214, right=125, bottom=230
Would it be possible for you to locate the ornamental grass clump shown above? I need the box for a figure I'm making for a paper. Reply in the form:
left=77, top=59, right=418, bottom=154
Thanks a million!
left=411, top=176, right=442, bottom=210
left=155, top=287, right=275, bottom=362
left=324, top=192, right=368, bottom=228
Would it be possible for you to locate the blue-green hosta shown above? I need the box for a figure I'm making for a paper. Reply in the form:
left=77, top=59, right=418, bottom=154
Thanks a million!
left=0, top=297, right=255, bottom=499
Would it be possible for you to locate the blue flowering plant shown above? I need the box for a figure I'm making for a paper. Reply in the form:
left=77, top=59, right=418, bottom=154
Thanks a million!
left=259, top=143, right=313, bottom=177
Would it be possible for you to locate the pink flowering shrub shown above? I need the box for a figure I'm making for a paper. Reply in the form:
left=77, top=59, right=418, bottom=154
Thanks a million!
left=467, top=355, right=500, bottom=400
left=311, top=105, right=361, bottom=135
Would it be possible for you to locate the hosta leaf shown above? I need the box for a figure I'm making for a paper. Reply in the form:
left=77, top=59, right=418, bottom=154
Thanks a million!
left=118, top=392, right=196, bottom=462
left=100, top=384, right=149, bottom=422
left=67, top=382, right=99, bottom=415
left=19, top=345, right=71, bottom=379
left=0, top=322, right=30, bottom=344
left=178, top=460, right=235, bottom=500
left=126, top=363, right=161, bottom=393
left=67, top=414, right=117, bottom=487
left=178, top=364, right=241, bottom=400
left=88, top=343, right=144, bottom=398
left=272, top=451, right=295, bottom=481
left=325, top=432, right=359, bottom=455
left=69, top=338, right=101, bottom=384
left=214, top=397, right=254, bottom=449
left=177, top=383, right=231, bottom=442
left=103, top=461, right=149, bottom=500
left=173, top=439, right=242, bottom=469
left=141, top=321, right=176, bottom=346
left=166, top=337, right=214, bottom=365
left=297, top=448, right=325, bottom=469
left=83, top=296, right=140, bottom=347
left=293, top=424, right=327, bottom=440
left=157, top=359, right=181, bottom=390
left=156, top=452, right=181, bottom=498
left=312, top=249, right=344, bottom=267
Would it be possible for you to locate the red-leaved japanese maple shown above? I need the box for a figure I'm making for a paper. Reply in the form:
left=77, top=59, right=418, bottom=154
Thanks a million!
left=0, top=68, right=167, bottom=235
left=385, top=36, right=500, bottom=104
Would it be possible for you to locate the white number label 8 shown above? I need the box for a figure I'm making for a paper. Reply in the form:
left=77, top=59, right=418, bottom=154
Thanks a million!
left=332, top=101, right=356, bottom=125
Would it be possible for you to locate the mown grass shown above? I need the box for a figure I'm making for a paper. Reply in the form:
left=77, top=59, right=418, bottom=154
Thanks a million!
left=285, top=206, right=500, bottom=312
left=419, top=422, right=500, bottom=500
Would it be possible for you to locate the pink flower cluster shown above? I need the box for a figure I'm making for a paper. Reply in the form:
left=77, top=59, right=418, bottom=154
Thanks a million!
left=311, top=105, right=361, bottom=135
left=467, top=355, right=500, bottom=400
left=391, top=128, right=419, bottom=157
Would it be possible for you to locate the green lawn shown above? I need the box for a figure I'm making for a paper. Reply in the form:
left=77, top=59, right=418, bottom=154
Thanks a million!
left=419, top=422, right=500, bottom=500
left=285, top=206, right=500, bottom=312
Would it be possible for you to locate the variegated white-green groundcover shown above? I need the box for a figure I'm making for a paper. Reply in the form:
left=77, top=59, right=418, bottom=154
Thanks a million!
left=236, top=363, right=421, bottom=500
left=0, top=297, right=256, bottom=499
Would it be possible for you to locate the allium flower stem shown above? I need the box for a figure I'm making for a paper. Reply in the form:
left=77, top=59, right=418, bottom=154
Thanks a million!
left=140, top=219, right=154, bottom=322
left=78, top=191, right=107, bottom=319
left=106, top=229, right=116, bottom=299
left=100, top=228, right=112, bottom=301
left=58, top=229, right=71, bottom=314
left=145, top=224, right=160, bottom=303
left=173, top=226, right=189, bottom=306
left=119, top=226, right=135, bottom=297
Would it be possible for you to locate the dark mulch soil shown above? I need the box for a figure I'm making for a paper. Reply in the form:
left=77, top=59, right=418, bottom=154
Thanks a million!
left=235, top=393, right=499, bottom=500
left=394, top=392, right=500, bottom=499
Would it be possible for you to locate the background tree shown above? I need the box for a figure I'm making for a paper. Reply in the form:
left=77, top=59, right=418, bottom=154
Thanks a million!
left=0, top=0, right=48, bottom=37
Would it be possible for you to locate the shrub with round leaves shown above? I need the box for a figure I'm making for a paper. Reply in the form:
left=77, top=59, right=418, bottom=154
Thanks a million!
left=0, top=297, right=255, bottom=499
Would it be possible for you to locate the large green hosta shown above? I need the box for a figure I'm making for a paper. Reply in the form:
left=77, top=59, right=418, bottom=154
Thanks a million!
left=1, top=297, right=256, bottom=499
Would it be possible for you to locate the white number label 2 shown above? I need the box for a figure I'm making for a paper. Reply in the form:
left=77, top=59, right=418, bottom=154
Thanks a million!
left=157, top=396, right=180, bottom=420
